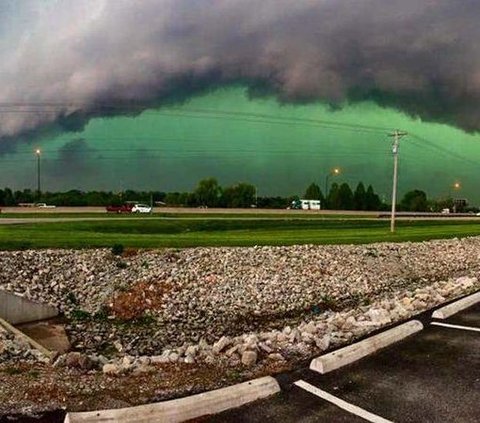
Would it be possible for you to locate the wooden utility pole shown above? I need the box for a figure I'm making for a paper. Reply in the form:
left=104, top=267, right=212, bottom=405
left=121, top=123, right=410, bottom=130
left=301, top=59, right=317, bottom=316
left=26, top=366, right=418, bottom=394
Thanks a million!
left=389, top=130, right=407, bottom=232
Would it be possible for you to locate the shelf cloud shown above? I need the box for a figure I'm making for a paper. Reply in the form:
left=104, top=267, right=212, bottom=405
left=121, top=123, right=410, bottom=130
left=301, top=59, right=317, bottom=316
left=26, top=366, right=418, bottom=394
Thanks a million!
left=1, top=0, right=480, bottom=146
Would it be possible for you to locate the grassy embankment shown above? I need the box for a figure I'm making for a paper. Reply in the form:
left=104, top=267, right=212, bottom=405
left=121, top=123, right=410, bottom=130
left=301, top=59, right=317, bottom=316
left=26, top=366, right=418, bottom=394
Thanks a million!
left=0, top=218, right=480, bottom=249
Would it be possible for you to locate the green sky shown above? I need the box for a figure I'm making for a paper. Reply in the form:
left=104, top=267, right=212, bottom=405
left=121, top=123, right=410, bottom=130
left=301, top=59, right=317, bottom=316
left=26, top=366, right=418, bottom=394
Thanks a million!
left=2, top=87, right=479, bottom=203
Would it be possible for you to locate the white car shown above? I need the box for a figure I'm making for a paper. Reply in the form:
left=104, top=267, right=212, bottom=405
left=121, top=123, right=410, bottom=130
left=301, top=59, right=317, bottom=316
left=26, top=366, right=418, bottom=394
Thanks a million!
left=35, top=203, right=56, bottom=208
left=131, top=204, right=152, bottom=213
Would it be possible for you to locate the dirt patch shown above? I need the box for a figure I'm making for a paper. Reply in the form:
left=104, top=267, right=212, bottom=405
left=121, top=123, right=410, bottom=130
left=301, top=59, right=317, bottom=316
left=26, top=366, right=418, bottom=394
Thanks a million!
left=108, top=281, right=174, bottom=321
left=0, top=360, right=291, bottom=417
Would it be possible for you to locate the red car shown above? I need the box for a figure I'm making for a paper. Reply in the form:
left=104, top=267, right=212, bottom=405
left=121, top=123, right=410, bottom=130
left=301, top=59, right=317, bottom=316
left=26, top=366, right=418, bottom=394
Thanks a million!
left=106, top=204, right=133, bottom=213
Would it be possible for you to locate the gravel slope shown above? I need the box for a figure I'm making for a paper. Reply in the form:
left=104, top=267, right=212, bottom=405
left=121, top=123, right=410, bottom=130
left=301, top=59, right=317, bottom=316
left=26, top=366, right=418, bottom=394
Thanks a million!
left=0, top=238, right=479, bottom=357
left=0, top=238, right=479, bottom=415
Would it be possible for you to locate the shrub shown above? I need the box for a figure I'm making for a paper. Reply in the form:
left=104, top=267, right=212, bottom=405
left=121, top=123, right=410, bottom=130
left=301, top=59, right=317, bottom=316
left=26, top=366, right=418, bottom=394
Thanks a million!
left=116, top=260, right=128, bottom=269
left=66, top=292, right=78, bottom=305
left=70, top=309, right=91, bottom=321
left=92, top=305, right=110, bottom=321
left=111, top=244, right=124, bottom=256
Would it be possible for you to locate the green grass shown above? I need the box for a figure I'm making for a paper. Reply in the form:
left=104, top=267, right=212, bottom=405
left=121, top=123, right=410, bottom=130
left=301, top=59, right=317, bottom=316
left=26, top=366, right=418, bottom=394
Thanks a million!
left=0, top=218, right=480, bottom=249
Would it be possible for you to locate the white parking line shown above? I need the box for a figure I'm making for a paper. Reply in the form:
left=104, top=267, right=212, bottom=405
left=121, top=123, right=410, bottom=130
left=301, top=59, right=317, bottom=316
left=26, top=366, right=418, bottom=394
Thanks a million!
left=294, top=380, right=393, bottom=423
left=431, top=322, right=480, bottom=333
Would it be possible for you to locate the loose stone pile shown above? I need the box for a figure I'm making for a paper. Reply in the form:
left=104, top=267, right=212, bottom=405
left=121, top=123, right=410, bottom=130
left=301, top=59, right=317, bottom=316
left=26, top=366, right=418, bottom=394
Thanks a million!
left=55, top=275, right=478, bottom=373
left=0, top=328, right=46, bottom=363
left=0, top=237, right=479, bottom=370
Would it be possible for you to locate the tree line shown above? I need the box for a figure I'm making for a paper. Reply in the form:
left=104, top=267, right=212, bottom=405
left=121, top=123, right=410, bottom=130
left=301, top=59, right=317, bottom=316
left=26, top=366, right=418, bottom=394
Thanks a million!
left=0, top=178, right=469, bottom=211
left=0, top=179, right=261, bottom=208
left=303, top=182, right=471, bottom=212
left=303, top=182, right=383, bottom=210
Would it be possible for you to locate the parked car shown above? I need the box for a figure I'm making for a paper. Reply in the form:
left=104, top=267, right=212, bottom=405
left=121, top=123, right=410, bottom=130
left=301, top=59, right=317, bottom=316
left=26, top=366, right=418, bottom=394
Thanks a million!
left=131, top=204, right=152, bottom=213
left=106, top=204, right=133, bottom=213
left=35, top=203, right=56, bottom=208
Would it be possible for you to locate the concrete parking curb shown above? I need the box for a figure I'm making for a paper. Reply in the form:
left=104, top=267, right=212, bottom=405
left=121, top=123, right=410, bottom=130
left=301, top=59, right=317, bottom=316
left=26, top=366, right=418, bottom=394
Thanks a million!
left=432, top=291, right=480, bottom=319
left=310, top=320, right=423, bottom=374
left=0, top=317, right=57, bottom=360
left=64, top=376, right=280, bottom=423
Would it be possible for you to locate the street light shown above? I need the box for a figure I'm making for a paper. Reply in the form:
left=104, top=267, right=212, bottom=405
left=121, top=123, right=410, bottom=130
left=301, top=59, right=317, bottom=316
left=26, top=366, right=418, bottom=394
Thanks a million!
left=35, top=149, right=41, bottom=199
left=324, top=167, right=340, bottom=207
left=448, top=181, right=461, bottom=199
left=451, top=182, right=461, bottom=213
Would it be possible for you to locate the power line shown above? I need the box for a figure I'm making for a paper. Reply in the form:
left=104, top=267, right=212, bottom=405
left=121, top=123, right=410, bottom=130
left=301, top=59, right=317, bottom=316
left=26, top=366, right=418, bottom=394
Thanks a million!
left=408, top=133, right=479, bottom=167
left=0, top=103, right=391, bottom=134
left=9, top=146, right=390, bottom=155
left=0, top=151, right=392, bottom=163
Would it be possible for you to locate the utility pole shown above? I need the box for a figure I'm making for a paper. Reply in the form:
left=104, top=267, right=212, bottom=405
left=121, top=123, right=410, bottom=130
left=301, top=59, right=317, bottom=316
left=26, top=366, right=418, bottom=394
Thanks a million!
left=388, top=130, right=407, bottom=232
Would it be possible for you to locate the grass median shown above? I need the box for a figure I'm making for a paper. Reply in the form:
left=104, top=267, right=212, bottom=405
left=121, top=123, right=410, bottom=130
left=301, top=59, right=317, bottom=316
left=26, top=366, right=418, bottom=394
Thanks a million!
left=1, top=218, right=480, bottom=249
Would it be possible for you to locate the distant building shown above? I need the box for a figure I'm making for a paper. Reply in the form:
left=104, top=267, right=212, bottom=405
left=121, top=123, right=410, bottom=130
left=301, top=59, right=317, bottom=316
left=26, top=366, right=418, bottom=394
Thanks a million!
left=453, top=198, right=467, bottom=213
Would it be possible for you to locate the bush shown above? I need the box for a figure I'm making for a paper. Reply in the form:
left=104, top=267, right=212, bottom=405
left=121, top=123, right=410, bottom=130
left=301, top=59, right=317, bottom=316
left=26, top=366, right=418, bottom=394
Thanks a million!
left=70, top=309, right=91, bottom=321
left=66, top=292, right=78, bottom=305
left=93, top=305, right=110, bottom=321
left=116, top=260, right=128, bottom=269
left=111, top=244, right=124, bottom=256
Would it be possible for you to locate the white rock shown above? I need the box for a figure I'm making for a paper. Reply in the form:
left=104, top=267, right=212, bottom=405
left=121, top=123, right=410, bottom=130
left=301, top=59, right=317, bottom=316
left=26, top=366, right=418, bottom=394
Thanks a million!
left=185, top=345, right=198, bottom=357
left=212, top=336, right=231, bottom=354
left=225, top=345, right=240, bottom=357
left=267, top=353, right=285, bottom=361
left=151, top=355, right=170, bottom=364
left=315, top=335, right=331, bottom=351
left=168, top=352, right=179, bottom=363
left=102, top=363, right=120, bottom=375
left=184, top=354, right=195, bottom=364
left=241, top=350, right=257, bottom=367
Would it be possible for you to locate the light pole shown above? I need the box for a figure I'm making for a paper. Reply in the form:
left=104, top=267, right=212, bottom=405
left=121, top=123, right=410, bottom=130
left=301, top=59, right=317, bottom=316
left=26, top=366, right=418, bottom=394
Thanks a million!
left=324, top=167, right=340, bottom=208
left=451, top=182, right=461, bottom=213
left=35, top=149, right=41, bottom=199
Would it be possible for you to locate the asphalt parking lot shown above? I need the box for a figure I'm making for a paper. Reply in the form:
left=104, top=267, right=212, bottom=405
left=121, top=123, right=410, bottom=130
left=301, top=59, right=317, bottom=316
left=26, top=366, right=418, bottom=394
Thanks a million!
left=209, top=303, right=480, bottom=423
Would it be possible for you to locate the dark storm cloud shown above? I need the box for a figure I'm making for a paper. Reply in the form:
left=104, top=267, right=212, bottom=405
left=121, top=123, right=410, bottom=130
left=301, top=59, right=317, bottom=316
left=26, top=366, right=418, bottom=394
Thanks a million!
left=45, top=138, right=95, bottom=177
left=2, top=0, right=480, bottom=145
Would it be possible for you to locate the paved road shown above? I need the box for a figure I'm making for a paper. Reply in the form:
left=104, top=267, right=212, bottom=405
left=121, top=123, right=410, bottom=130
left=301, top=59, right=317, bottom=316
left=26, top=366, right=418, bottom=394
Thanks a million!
left=209, top=304, right=480, bottom=423
left=1, top=206, right=479, bottom=229
left=1, top=207, right=375, bottom=215
left=1, top=206, right=478, bottom=217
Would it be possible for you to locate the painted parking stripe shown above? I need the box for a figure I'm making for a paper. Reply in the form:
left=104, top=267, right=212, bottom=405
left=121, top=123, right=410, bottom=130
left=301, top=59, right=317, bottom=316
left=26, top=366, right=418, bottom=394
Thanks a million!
left=294, top=380, right=393, bottom=423
left=431, top=322, right=480, bottom=333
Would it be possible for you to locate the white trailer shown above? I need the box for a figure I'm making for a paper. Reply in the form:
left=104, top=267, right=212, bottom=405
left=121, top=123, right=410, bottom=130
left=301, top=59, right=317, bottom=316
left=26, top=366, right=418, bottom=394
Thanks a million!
left=291, top=199, right=321, bottom=210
